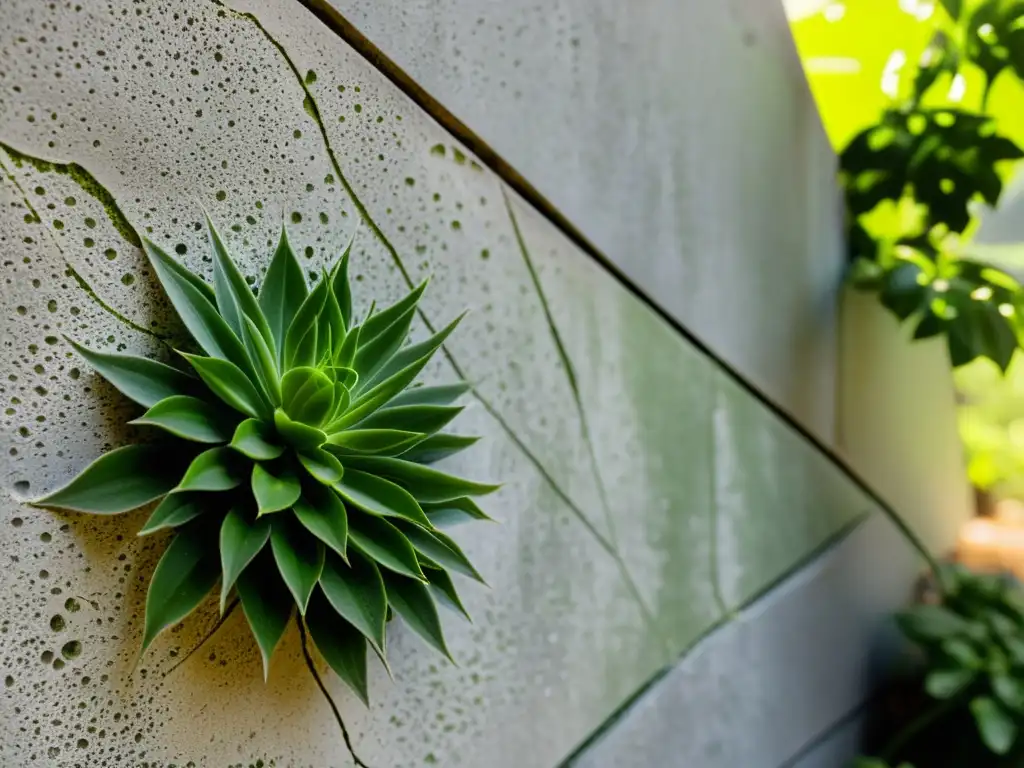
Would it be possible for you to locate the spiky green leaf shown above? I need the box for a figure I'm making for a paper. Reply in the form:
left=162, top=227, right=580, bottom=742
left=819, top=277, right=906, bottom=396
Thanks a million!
left=219, top=506, right=271, bottom=612
left=329, top=236, right=355, bottom=329
left=422, top=564, right=472, bottom=621
left=422, top=496, right=495, bottom=527
left=271, top=515, right=325, bottom=614
left=389, top=383, right=470, bottom=408
left=259, top=227, right=308, bottom=365
left=130, top=395, right=237, bottom=443
left=357, top=404, right=463, bottom=435
left=237, top=551, right=293, bottom=680
left=207, top=216, right=274, bottom=345
left=306, top=591, right=370, bottom=705
left=971, top=696, right=1018, bottom=755
left=318, top=548, right=386, bottom=653
left=382, top=571, right=453, bottom=662
left=293, top=483, right=349, bottom=559
left=396, top=522, right=484, bottom=583
left=345, top=456, right=499, bottom=503
left=358, top=313, right=463, bottom=394
left=241, top=315, right=282, bottom=406
left=335, top=469, right=431, bottom=526
left=273, top=409, right=327, bottom=451
left=348, top=512, right=425, bottom=580
left=142, top=522, right=220, bottom=651
left=360, top=280, right=427, bottom=345
left=354, top=303, right=418, bottom=382
left=65, top=338, right=197, bottom=408
left=402, top=434, right=480, bottom=464
left=284, top=279, right=329, bottom=369
left=326, top=429, right=425, bottom=455
left=35, top=444, right=188, bottom=514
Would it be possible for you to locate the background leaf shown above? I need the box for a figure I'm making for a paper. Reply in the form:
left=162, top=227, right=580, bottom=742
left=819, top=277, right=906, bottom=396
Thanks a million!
left=971, top=695, right=1018, bottom=754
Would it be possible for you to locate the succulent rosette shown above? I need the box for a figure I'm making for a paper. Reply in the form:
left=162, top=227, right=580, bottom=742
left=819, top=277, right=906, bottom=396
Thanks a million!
left=35, top=220, right=497, bottom=703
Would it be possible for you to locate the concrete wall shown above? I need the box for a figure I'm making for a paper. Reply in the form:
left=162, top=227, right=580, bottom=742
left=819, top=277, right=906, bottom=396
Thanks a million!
left=0, top=0, right=968, bottom=766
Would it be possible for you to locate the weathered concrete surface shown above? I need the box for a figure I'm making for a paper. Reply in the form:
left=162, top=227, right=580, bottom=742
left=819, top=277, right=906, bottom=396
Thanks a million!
left=571, top=513, right=914, bottom=768
left=0, top=1, right=964, bottom=767
left=321, top=0, right=847, bottom=442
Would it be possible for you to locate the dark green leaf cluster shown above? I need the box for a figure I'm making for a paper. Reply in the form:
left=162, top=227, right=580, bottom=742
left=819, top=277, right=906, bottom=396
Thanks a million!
left=839, top=12, right=1024, bottom=372
left=35, top=220, right=498, bottom=703
left=896, top=566, right=1024, bottom=755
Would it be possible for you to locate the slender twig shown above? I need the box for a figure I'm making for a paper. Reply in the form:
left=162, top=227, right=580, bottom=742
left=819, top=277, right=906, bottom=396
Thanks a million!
left=297, top=619, right=373, bottom=768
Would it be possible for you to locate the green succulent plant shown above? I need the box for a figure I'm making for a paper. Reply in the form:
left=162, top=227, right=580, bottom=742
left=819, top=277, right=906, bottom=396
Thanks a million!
left=34, top=219, right=498, bottom=704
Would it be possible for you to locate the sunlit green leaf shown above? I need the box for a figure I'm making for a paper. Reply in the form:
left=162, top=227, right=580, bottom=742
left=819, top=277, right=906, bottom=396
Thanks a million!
left=297, top=447, right=344, bottom=485
left=382, top=571, right=453, bottom=662
left=326, top=429, right=425, bottom=455
left=219, top=506, right=271, bottom=612
left=271, top=514, right=325, bottom=614
left=284, top=279, right=328, bottom=370
left=259, top=227, right=308, bottom=366
left=230, top=418, right=285, bottom=461
left=389, top=382, right=470, bottom=408
left=306, top=591, right=369, bottom=705
left=176, top=447, right=246, bottom=492
left=130, top=395, right=237, bottom=443
left=35, top=444, right=188, bottom=514
left=241, top=315, right=282, bottom=406
left=360, top=280, right=427, bottom=345
left=182, top=353, right=270, bottom=420
left=355, top=301, right=419, bottom=382
left=65, top=338, right=197, bottom=408
left=357, top=404, right=463, bottom=436
left=971, top=695, right=1018, bottom=754
left=357, top=313, right=463, bottom=395
left=252, top=463, right=302, bottom=516
left=274, top=408, right=327, bottom=451
left=142, top=521, right=220, bottom=651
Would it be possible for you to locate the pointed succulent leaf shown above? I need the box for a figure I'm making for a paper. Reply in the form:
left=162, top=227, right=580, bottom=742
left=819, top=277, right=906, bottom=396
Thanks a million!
left=382, top=571, right=454, bottom=662
left=176, top=447, right=246, bottom=492
left=207, top=216, right=274, bottom=345
left=293, top=380, right=336, bottom=427
left=241, top=315, right=282, bottom=406
left=306, top=591, right=370, bottom=705
left=284, top=279, right=329, bottom=369
left=358, top=313, right=463, bottom=394
left=259, top=227, right=308, bottom=364
left=252, top=463, right=302, bottom=516
left=402, top=434, right=480, bottom=464
left=354, top=304, right=418, bottom=382
left=139, top=493, right=206, bottom=535
left=332, top=356, right=441, bottom=430
left=329, top=235, right=355, bottom=329
left=356, top=404, right=463, bottom=435
left=335, top=469, right=431, bottom=526
left=348, top=512, right=425, bottom=580
left=281, top=367, right=320, bottom=410
left=325, top=429, right=426, bottom=455
left=360, top=280, right=427, bottom=345
left=422, top=564, right=472, bottom=621
left=236, top=551, right=294, bottom=680
left=344, top=456, right=500, bottom=503
left=271, top=515, right=325, bottom=614
left=389, top=382, right=470, bottom=408
left=317, top=548, right=386, bottom=653
left=130, top=395, right=238, bottom=443
left=230, top=418, right=285, bottom=461
left=142, top=521, right=220, bottom=651
left=338, top=322, right=361, bottom=368
left=327, top=381, right=352, bottom=425
left=422, top=496, right=495, bottom=527
left=297, top=448, right=344, bottom=485
left=319, top=274, right=346, bottom=362
left=142, top=239, right=251, bottom=367
left=273, top=409, right=327, bottom=451
left=925, top=668, right=975, bottom=699
left=396, top=522, right=484, bottom=583
left=293, top=482, right=349, bottom=559
left=219, top=506, right=272, bottom=612
left=34, top=444, right=188, bottom=514
left=65, top=338, right=197, bottom=408
left=182, top=353, right=270, bottom=420
left=971, top=695, right=1018, bottom=755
